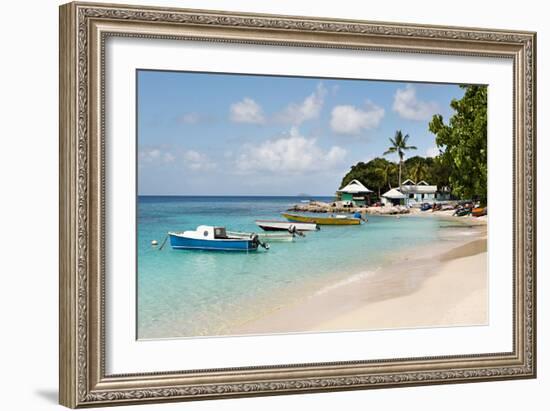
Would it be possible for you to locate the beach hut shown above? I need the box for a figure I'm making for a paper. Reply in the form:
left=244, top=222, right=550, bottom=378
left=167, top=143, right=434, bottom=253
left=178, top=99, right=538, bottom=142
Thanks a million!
left=381, top=188, right=406, bottom=206
left=337, top=179, right=373, bottom=206
left=436, top=185, right=452, bottom=201
left=399, top=179, right=438, bottom=205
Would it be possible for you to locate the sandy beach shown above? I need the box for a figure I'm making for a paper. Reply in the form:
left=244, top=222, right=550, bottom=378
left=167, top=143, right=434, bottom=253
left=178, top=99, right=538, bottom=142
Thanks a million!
left=231, top=217, right=487, bottom=335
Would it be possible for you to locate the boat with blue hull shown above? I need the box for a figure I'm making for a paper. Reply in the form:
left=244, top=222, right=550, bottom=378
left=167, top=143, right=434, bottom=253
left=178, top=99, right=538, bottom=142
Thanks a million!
left=168, top=225, right=268, bottom=251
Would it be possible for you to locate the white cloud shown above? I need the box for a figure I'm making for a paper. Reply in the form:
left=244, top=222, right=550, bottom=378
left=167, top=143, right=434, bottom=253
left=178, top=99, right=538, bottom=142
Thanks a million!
left=392, top=85, right=439, bottom=121
left=330, top=101, right=385, bottom=135
left=426, top=146, right=441, bottom=158
left=163, top=152, right=176, bottom=163
left=325, top=146, right=348, bottom=163
left=139, top=147, right=175, bottom=164
left=236, top=127, right=346, bottom=174
left=183, top=150, right=215, bottom=171
left=139, top=148, right=161, bottom=162
left=139, top=146, right=214, bottom=171
left=230, top=97, right=265, bottom=124
left=229, top=83, right=326, bottom=127
left=276, top=83, right=327, bottom=125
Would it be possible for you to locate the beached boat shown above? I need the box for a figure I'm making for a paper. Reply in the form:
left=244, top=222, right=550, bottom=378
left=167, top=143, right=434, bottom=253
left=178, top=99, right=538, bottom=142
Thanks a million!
left=281, top=213, right=362, bottom=225
left=169, top=225, right=268, bottom=251
left=453, top=208, right=471, bottom=217
left=255, top=220, right=319, bottom=232
left=227, top=231, right=297, bottom=242
left=472, top=207, right=487, bottom=217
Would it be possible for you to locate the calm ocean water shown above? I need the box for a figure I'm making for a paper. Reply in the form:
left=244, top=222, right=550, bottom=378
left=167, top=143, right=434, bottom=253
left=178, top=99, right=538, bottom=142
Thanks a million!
left=137, top=196, right=454, bottom=339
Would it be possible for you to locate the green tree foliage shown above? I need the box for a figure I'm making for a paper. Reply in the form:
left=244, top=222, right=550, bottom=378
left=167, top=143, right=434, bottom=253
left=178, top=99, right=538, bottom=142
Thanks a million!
left=339, top=157, right=398, bottom=200
left=340, top=156, right=448, bottom=201
left=404, top=156, right=430, bottom=182
left=429, top=85, right=487, bottom=202
left=429, top=156, right=452, bottom=190
left=402, top=156, right=452, bottom=188
left=376, top=161, right=398, bottom=191
left=409, top=160, right=428, bottom=183
left=383, top=130, right=417, bottom=189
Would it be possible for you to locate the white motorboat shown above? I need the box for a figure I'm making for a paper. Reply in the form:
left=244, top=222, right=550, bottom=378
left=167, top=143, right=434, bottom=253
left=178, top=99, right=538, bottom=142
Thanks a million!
left=255, top=219, right=319, bottom=232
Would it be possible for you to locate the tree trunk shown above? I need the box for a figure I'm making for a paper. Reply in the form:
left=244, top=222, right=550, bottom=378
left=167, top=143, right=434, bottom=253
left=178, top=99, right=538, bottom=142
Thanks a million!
left=398, top=161, right=402, bottom=190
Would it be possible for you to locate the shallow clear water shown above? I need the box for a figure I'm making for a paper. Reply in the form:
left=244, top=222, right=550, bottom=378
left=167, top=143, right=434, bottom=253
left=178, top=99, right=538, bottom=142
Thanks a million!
left=137, top=196, right=454, bottom=339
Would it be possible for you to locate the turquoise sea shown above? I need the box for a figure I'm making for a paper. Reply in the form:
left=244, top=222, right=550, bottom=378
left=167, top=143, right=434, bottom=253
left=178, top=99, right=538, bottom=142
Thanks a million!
left=137, top=196, right=454, bottom=339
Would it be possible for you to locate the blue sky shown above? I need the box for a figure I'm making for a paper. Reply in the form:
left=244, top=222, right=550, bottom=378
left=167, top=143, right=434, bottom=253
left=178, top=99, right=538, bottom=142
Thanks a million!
left=137, top=70, right=464, bottom=196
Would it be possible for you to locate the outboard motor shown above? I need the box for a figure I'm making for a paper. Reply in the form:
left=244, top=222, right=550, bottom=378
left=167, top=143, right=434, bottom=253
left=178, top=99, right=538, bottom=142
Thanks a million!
left=251, top=234, right=270, bottom=250
left=288, top=225, right=305, bottom=237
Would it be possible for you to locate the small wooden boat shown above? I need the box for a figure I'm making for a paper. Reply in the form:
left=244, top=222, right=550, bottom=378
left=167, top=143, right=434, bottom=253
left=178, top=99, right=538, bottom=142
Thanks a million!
left=227, top=231, right=297, bottom=242
left=169, top=226, right=269, bottom=251
left=453, top=208, right=471, bottom=217
left=255, top=220, right=319, bottom=232
left=472, top=207, right=487, bottom=217
left=281, top=213, right=361, bottom=226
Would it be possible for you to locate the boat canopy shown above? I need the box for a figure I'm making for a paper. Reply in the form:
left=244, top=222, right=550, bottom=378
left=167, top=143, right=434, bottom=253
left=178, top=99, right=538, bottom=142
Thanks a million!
left=181, top=225, right=227, bottom=240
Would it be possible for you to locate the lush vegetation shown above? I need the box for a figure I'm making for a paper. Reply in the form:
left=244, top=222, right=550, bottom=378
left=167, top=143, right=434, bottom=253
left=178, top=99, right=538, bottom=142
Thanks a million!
left=429, top=85, right=487, bottom=203
left=339, top=85, right=487, bottom=203
left=339, top=156, right=449, bottom=200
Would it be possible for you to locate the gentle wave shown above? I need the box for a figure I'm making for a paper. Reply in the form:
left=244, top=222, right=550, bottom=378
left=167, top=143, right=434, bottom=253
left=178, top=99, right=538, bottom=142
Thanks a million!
left=310, top=268, right=381, bottom=298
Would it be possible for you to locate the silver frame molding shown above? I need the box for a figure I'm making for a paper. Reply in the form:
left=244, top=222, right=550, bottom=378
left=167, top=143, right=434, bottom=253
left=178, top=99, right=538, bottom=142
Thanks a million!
left=59, top=2, right=536, bottom=408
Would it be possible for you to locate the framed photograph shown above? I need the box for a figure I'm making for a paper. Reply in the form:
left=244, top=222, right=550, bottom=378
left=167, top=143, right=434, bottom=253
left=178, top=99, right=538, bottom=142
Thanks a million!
left=59, top=2, right=536, bottom=408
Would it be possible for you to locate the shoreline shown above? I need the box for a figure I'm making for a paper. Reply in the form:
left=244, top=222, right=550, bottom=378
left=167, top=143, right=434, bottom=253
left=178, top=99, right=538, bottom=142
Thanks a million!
left=404, top=207, right=488, bottom=225
left=288, top=200, right=489, bottom=220
left=229, top=219, right=487, bottom=336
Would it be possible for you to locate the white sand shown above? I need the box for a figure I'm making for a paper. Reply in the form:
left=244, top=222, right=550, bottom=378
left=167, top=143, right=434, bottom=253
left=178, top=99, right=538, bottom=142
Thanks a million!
left=316, top=251, right=487, bottom=331
left=231, top=232, right=487, bottom=335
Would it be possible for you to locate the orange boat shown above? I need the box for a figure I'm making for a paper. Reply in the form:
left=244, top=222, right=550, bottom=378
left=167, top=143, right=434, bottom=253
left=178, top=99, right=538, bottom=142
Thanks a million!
left=472, top=207, right=487, bottom=217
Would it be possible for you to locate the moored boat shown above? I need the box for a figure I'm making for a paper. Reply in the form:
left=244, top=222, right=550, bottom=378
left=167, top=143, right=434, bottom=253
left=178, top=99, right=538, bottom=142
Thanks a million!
left=255, top=220, right=319, bottom=232
left=281, top=213, right=362, bottom=225
left=227, top=231, right=297, bottom=242
left=169, top=226, right=268, bottom=251
left=472, top=207, right=487, bottom=217
left=453, top=208, right=471, bottom=217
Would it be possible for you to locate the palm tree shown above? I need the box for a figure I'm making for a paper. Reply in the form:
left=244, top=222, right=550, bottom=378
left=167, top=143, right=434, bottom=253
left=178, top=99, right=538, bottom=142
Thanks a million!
left=383, top=130, right=417, bottom=190
left=376, top=162, right=397, bottom=192
left=410, top=161, right=427, bottom=184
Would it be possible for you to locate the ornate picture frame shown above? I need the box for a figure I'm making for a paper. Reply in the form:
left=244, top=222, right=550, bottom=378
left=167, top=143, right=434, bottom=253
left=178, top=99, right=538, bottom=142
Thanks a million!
left=59, top=1, right=536, bottom=408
